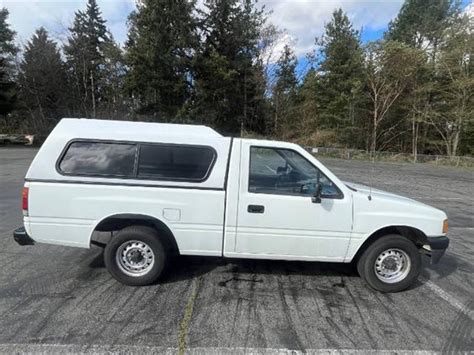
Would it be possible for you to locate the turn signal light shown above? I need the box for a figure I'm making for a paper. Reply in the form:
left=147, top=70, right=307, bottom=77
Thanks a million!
left=442, top=219, right=448, bottom=234
left=22, top=187, right=29, bottom=214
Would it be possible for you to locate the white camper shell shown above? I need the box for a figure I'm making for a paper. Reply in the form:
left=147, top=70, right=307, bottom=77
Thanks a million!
left=14, top=118, right=449, bottom=292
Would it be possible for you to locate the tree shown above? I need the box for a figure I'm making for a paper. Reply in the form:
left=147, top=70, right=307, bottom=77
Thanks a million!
left=101, top=40, right=127, bottom=119
left=405, top=63, right=432, bottom=159
left=386, top=0, right=462, bottom=158
left=295, top=69, right=319, bottom=138
left=313, top=9, right=364, bottom=131
left=64, top=0, right=112, bottom=117
left=258, top=23, right=284, bottom=95
left=364, top=41, right=425, bottom=154
left=0, top=8, right=18, bottom=121
left=192, top=0, right=267, bottom=135
left=18, top=27, right=69, bottom=132
left=0, top=8, right=17, bottom=58
left=386, top=0, right=460, bottom=54
left=125, top=0, right=198, bottom=120
left=0, top=58, right=15, bottom=117
left=272, top=44, right=297, bottom=136
left=429, top=13, right=473, bottom=157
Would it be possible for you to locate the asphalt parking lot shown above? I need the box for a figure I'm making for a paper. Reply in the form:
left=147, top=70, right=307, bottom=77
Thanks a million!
left=0, top=147, right=472, bottom=354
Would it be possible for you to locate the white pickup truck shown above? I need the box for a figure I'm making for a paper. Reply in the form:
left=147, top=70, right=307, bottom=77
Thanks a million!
left=14, top=118, right=449, bottom=292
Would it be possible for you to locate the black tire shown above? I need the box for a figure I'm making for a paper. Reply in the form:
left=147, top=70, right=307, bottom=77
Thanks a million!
left=104, top=226, right=167, bottom=286
left=357, top=234, right=421, bottom=292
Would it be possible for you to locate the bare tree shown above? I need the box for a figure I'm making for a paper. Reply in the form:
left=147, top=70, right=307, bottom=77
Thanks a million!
left=364, top=41, right=425, bottom=154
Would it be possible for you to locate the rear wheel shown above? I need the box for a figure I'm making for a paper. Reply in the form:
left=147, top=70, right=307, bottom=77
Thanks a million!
left=357, top=234, right=421, bottom=292
left=104, top=226, right=166, bottom=286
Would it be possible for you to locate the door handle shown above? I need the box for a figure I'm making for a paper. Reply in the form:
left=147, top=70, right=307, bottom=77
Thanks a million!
left=248, top=205, right=265, bottom=213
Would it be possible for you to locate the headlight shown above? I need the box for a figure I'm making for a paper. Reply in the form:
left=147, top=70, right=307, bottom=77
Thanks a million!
left=442, top=219, right=449, bottom=234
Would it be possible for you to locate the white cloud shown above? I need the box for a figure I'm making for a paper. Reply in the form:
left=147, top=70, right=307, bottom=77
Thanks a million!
left=260, top=0, right=405, bottom=56
left=2, top=0, right=135, bottom=47
left=464, top=1, right=473, bottom=18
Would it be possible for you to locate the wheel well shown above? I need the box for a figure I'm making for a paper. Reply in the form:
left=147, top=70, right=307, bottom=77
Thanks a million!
left=352, top=226, right=428, bottom=263
left=91, top=214, right=179, bottom=254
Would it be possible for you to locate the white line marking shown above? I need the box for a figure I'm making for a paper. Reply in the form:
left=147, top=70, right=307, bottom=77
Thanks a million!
left=419, top=277, right=472, bottom=320
left=450, top=227, right=474, bottom=230
left=417, top=197, right=464, bottom=201
left=0, top=344, right=442, bottom=354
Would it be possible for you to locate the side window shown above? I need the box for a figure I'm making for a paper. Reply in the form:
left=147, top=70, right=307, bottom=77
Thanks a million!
left=138, top=144, right=215, bottom=181
left=249, top=147, right=342, bottom=198
left=59, top=141, right=137, bottom=176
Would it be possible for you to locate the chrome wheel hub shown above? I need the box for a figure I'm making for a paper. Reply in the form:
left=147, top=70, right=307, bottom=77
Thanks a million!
left=374, top=248, right=411, bottom=284
left=116, top=240, right=155, bottom=277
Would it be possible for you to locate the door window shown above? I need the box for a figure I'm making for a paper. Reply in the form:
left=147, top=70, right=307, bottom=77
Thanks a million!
left=249, top=147, right=342, bottom=198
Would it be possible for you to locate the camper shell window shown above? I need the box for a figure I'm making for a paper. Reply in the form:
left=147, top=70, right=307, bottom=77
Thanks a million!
left=57, top=140, right=216, bottom=182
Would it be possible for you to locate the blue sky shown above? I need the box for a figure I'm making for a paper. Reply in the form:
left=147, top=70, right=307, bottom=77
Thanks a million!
left=2, top=0, right=472, bottom=63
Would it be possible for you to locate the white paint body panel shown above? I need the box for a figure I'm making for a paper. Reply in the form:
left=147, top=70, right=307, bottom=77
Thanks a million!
left=23, top=118, right=448, bottom=263
left=344, top=182, right=447, bottom=261
left=227, top=140, right=352, bottom=261
left=27, top=182, right=225, bottom=253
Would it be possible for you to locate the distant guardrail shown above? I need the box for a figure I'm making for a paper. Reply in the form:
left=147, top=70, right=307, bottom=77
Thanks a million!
left=307, top=147, right=474, bottom=167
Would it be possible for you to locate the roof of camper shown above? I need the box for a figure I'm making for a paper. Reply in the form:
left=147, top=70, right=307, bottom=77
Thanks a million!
left=53, top=118, right=223, bottom=142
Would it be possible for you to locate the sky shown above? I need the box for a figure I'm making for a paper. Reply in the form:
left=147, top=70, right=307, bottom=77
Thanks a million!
left=2, top=0, right=472, bottom=60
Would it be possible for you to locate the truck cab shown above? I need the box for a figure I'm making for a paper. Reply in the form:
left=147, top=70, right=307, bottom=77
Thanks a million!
left=14, top=118, right=449, bottom=292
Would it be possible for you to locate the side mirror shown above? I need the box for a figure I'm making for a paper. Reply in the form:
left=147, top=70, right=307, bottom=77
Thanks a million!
left=311, top=183, right=322, bottom=203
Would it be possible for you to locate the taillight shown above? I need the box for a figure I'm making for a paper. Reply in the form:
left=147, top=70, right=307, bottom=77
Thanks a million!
left=22, top=187, right=29, bottom=214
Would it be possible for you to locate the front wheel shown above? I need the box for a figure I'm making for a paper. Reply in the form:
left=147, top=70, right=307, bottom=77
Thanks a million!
left=104, top=226, right=167, bottom=286
left=357, top=234, right=421, bottom=292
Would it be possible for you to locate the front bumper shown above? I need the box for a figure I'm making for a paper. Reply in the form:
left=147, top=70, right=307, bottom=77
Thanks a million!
left=424, top=235, right=449, bottom=264
left=13, top=226, right=35, bottom=246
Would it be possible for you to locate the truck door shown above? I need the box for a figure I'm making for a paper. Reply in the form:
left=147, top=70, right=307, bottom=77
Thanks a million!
left=232, top=141, right=352, bottom=261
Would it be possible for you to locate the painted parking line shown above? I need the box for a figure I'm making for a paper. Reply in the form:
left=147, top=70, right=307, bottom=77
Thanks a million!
left=178, top=276, right=202, bottom=354
left=419, top=277, right=473, bottom=321
left=417, top=197, right=464, bottom=201
left=0, top=344, right=441, bottom=354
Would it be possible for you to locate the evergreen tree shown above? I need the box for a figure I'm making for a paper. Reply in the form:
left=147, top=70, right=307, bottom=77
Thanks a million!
left=295, top=69, right=319, bottom=137
left=125, top=0, right=198, bottom=120
left=272, top=44, right=297, bottom=136
left=192, top=0, right=267, bottom=135
left=0, top=8, right=18, bottom=128
left=0, top=8, right=17, bottom=59
left=386, top=0, right=460, bottom=52
left=0, top=57, right=15, bottom=117
left=64, top=0, right=112, bottom=117
left=101, top=40, right=127, bottom=119
left=314, top=9, right=364, bottom=133
left=18, top=27, right=69, bottom=129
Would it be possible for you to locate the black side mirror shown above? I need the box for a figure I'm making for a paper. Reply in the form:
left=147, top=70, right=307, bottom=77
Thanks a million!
left=311, top=183, right=322, bottom=203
